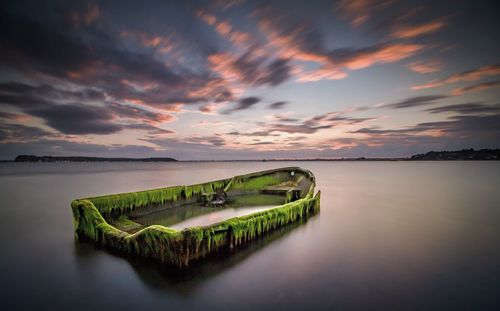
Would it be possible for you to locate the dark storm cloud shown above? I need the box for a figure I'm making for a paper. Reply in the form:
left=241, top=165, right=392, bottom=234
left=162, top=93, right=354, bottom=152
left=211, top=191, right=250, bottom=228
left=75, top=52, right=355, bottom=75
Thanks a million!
left=382, top=95, right=448, bottom=109
left=0, top=5, right=185, bottom=86
left=0, top=1, right=234, bottom=112
left=0, top=81, right=175, bottom=135
left=0, top=82, right=122, bottom=135
left=223, top=97, right=261, bottom=114
left=28, top=103, right=122, bottom=135
left=269, top=101, right=288, bottom=109
left=425, top=103, right=500, bottom=114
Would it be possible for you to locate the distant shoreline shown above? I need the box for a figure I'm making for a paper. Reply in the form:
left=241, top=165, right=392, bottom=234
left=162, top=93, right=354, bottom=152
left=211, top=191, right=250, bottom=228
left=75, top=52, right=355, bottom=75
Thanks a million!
left=10, top=155, right=178, bottom=163
left=2, top=149, right=499, bottom=162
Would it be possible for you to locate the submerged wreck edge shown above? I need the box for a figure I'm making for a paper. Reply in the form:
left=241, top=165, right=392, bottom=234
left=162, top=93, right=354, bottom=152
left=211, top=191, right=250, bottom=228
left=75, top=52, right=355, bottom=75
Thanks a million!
left=71, top=167, right=320, bottom=267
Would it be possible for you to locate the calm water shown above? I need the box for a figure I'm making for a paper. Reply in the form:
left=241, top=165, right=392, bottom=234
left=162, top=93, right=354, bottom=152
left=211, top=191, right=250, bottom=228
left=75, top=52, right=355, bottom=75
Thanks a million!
left=0, top=161, right=499, bottom=310
left=134, top=194, right=285, bottom=230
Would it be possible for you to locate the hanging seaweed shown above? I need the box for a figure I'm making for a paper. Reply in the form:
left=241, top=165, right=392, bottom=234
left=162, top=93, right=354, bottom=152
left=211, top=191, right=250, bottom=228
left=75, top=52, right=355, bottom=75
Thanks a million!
left=71, top=167, right=320, bottom=267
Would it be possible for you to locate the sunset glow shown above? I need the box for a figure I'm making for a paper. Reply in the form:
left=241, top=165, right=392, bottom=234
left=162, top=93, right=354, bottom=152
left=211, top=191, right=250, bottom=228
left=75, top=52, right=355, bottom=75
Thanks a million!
left=1, top=0, right=499, bottom=160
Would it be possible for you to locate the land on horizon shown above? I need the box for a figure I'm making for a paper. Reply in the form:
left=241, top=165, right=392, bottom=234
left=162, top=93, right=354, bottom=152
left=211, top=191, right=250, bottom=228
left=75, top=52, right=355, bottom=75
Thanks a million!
left=7, top=149, right=499, bottom=163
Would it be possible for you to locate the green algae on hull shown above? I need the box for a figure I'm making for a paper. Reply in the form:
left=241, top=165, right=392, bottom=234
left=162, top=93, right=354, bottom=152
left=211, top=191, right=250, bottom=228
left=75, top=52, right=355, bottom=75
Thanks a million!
left=71, top=167, right=320, bottom=267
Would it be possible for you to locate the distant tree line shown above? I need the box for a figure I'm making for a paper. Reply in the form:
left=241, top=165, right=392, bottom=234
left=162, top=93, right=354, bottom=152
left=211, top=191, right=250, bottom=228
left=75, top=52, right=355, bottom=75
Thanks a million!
left=410, top=149, right=500, bottom=160
left=12, top=149, right=500, bottom=162
left=14, top=155, right=177, bottom=162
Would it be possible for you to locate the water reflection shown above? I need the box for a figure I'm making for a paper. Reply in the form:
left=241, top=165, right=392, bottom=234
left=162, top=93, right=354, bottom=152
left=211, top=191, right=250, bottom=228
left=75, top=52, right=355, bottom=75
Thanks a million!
left=133, top=194, right=286, bottom=230
left=73, top=217, right=315, bottom=292
left=2, top=161, right=499, bottom=310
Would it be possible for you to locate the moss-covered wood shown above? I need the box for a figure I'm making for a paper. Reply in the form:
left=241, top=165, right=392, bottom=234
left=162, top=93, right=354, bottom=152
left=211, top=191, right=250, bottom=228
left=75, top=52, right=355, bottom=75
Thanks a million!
left=71, top=167, right=320, bottom=267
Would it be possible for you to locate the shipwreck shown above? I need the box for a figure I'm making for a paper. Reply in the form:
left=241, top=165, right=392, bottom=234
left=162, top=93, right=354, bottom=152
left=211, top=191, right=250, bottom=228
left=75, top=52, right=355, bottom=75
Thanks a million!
left=71, top=167, right=321, bottom=267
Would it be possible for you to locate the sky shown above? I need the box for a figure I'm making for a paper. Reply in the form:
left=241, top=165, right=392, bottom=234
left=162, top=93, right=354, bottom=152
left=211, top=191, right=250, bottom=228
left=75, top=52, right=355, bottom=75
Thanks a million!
left=0, top=0, right=499, bottom=160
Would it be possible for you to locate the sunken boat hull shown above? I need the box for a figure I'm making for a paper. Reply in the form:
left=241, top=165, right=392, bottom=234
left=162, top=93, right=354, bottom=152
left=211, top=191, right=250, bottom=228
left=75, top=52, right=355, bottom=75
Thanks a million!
left=71, top=167, right=320, bottom=267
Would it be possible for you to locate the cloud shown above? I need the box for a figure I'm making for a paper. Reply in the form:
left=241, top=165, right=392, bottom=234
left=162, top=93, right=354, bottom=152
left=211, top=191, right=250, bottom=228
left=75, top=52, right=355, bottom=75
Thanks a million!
left=412, top=64, right=500, bottom=90
left=197, top=9, right=253, bottom=47
left=256, top=7, right=423, bottom=82
left=208, top=48, right=292, bottom=88
left=335, top=112, right=500, bottom=158
left=120, top=30, right=175, bottom=53
left=124, top=124, right=174, bottom=136
left=407, top=60, right=443, bottom=74
left=350, top=127, right=419, bottom=135
left=0, top=111, right=27, bottom=121
left=389, top=20, right=447, bottom=39
left=327, top=43, right=424, bottom=71
left=254, top=111, right=373, bottom=135
left=425, top=103, right=500, bottom=114
left=334, top=0, right=393, bottom=27
left=0, top=123, right=58, bottom=143
left=0, top=11, right=185, bottom=87
left=223, top=96, right=261, bottom=114
left=28, top=103, right=122, bottom=135
left=226, top=130, right=280, bottom=137
left=451, top=80, right=500, bottom=96
left=0, top=4, right=235, bottom=113
left=0, top=82, right=176, bottom=135
left=326, top=116, right=375, bottom=124
left=108, top=102, right=174, bottom=123
left=267, top=123, right=332, bottom=134
left=185, top=135, right=226, bottom=146
left=0, top=82, right=105, bottom=106
left=272, top=115, right=300, bottom=123
left=382, top=95, right=448, bottom=109
left=352, top=113, right=500, bottom=141
left=415, top=114, right=500, bottom=137
left=269, top=101, right=288, bottom=109
left=66, top=2, right=100, bottom=28
left=139, top=137, right=236, bottom=159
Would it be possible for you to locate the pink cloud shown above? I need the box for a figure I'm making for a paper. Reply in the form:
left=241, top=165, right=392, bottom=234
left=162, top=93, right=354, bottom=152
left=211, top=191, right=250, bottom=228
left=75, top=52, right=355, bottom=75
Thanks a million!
left=334, top=0, right=394, bottom=27
left=407, top=60, right=443, bottom=74
left=451, top=80, right=500, bottom=96
left=413, top=64, right=500, bottom=90
left=390, top=20, right=447, bottom=39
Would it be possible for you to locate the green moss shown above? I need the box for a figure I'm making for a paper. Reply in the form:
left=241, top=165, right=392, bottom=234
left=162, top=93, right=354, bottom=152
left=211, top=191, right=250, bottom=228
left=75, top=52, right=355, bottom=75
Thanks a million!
left=230, top=175, right=282, bottom=190
left=111, top=215, right=143, bottom=232
left=86, top=179, right=229, bottom=217
left=71, top=167, right=320, bottom=267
